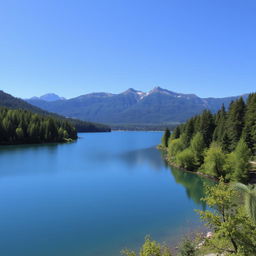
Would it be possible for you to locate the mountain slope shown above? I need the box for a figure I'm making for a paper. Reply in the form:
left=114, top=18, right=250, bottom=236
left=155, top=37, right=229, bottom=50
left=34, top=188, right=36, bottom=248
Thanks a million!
left=0, top=91, right=110, bottom=132
left=26, top=87, right=248, bottom=125
left=30, top=93, right=65, bottom=102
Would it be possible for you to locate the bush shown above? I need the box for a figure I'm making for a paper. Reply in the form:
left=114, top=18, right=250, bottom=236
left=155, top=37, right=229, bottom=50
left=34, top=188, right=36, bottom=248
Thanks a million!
left=176, top=148, right=196, bottom=171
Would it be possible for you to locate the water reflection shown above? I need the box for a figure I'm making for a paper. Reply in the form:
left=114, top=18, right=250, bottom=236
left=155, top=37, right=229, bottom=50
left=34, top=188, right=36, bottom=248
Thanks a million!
left=119, top=147, right=212, bottom=208
left=118, top=147, right=164, bottom=170
left=170, top=167, right=214, bottom=209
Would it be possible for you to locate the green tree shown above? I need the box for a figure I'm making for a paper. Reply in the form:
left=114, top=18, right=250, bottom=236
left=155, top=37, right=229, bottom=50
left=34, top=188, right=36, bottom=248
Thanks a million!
left=190, top=132, right=206, bottom=167
left=228, top=139, right=251, bottom=183
left=15, top=127, right=24, bottom=140
left=167, top=136, right=185, bottom=160
left=213, top=104, right=226, bottom=143
left=121, top=236, right=171, bottom=256
left=234, top=183, right=256, bottom=224
left=176, top=148, right=196, bottom=171
left=243, top=93, right=256, bottom=153
left=202, top=142, right=226, bottom=178
left=171, top=126, right=180, bottom=139
left=197, top=179, right=256, bottom=255
left=198, top=110, right=215, bottom=147
left=226, top=98, right=245, bottom=151
left=183, top=118, right=195, bottom=147
left=177, top=238, right=196, bottom=256
left=162, top=129, right=171, bottom=147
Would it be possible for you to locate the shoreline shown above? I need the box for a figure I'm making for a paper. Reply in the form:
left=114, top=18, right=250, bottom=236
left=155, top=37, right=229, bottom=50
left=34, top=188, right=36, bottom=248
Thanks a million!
left=158, top=145, right=256, bottom=185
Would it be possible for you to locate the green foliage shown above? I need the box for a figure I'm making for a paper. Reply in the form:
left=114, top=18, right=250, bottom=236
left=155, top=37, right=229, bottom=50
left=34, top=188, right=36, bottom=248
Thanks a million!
left=243, top=93, right=256, bottom=154
left=121, top=236, right=171, bottom=256
left=198, top=110, right=215, bottom=147
left=176, top=148, right=196, bottom=171
left=234, top=183, right=256, bottom=224
left=162, top=129, right=171, bottom=147
left=228, top=139, right=251, bottom=183
left=171, top=126, right=181, bottom=139
left=177, top=238, right=196, bottom=256
left=190, top=132, right=206, bottom=167
left=0, top=107, right=77, bottom=144
left=226, top=98, right=245, bottom=151
left=213, top=105, right=226, bottom=142
left=167, top=137, right=185, bottom=160
left=164, top=94, right=256, bottom=183
left=197, top=179, right=256, bottom=255
left=202, top=142, right=226, bottom=178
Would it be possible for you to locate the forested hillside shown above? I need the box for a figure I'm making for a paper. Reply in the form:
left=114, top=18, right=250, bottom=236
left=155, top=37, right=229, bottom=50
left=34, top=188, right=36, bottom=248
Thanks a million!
left=0, top=90, right=110, bottom=132
left=161, top=93, right=256, bottom=183
left=0, top=107, right=77, bottom=144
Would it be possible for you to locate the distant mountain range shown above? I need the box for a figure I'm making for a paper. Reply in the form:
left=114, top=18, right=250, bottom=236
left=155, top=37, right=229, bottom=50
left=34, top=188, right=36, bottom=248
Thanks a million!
left=26, top=87, right=248, bottom=125
left=0, top=90, right=110, bottom=132
left=29, top=93, right=66, bottom=102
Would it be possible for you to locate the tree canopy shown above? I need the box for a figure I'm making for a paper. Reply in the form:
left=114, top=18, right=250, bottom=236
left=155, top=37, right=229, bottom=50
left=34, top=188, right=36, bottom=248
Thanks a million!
left=162, top=93, right=256, bottom=183
left=0, top=107, right=77, bottom=144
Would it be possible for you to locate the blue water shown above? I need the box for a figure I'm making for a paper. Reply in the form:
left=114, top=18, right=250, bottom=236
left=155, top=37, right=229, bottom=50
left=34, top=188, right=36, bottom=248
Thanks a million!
left=0, top=132, right=210, bottom=256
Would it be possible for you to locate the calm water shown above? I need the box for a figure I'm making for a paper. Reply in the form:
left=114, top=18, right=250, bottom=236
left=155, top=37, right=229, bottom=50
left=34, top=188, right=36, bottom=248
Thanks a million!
left=0, top=132, right=211, bottom=256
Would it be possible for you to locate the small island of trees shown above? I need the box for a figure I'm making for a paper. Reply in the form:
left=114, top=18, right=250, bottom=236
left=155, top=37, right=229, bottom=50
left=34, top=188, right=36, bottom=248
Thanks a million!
left=0, top=107, right=77, bottom=144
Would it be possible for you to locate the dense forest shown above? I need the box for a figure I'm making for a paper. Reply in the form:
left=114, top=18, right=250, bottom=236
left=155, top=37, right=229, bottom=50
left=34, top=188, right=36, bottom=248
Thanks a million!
left=161, top=93, right=256, bottom=183
left=0, top=90, right=111, bottom=132
left=0, top=107, right=77, bottom=144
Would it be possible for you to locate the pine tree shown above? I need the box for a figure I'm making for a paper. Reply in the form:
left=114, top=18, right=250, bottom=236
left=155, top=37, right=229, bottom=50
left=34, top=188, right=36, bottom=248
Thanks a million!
left=213, top=104, right=226, bottom=142
left=198, top=110, right=215, bottom=147
left=243, top=93, right=256, bottom=153
left=161, top=128, right=171, bottom=147
left=226, top=98, right=245, bottom=151
left=230, top=138, right=251, bottom=183
left=190, top=132, right=206, bottom=167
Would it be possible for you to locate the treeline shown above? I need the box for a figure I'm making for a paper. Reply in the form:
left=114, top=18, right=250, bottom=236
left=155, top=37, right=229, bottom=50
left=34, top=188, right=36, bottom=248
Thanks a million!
left=0, top=107, right=77, bottom=144
left=111, top=123, right=179, bottom=131
left=161, top=93, right=256, bottom=183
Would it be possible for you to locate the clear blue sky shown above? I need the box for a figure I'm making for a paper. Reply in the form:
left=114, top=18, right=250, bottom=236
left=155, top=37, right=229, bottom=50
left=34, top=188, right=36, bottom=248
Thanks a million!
left=0, top=0, right=255, bottom=99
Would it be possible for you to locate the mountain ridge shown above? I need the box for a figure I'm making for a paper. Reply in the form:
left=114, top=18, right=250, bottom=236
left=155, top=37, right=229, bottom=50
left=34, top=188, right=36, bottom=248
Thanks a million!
left=26, top=87, right=249, bottom=125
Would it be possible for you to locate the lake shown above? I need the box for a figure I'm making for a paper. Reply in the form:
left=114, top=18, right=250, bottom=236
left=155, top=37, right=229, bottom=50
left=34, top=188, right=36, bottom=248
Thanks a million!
left=0, top=131, right=211, bottom=256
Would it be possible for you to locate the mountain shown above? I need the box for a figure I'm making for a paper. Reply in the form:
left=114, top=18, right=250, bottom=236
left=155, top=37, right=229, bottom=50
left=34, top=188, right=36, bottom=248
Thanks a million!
left=26, top=87, right=248, bottom=125
left=0, top=90, right=110, bottom=132
left=30, top=93, right=65, bottom=102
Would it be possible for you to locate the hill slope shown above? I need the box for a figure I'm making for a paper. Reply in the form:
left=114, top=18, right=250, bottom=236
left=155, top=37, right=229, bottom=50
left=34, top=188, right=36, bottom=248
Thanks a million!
left=0, top=91, right=110, bottom=132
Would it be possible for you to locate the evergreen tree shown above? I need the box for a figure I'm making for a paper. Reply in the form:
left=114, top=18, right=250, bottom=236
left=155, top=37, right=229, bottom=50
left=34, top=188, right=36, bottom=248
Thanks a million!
left=234, top=183, right=256, bottom=224
left=171, top=126, right=180, bottom=139
left=190, top=132, right=206, bottom=167
left=213, top=104, right=226, bottom=142
left=182, top=118, right=195, bottom=147
left=0, top=107, right=77, bottom=145
left=226, top=98, right=245, bottom=151
left=243, top=93, right=256, bottom=153
left=198, top=110, right=215, bottom=147
left=230, top=139, right=251, bottom=183
left=161, top=128, right=170, bottom=147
